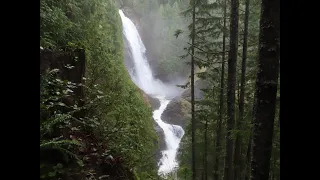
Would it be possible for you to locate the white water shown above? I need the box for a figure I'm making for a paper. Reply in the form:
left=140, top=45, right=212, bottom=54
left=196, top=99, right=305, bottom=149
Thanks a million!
left=119, top=10, right=185, bottom=177
left=153, top=98, right=185, bottom=175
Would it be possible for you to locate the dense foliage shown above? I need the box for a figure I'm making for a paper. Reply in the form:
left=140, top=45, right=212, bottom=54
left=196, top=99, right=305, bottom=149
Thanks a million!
left=175, top=0, right=280, bottom=179
left=40, top=0, right=159, bottom=179
left=40, top=0, right=280, bottom=179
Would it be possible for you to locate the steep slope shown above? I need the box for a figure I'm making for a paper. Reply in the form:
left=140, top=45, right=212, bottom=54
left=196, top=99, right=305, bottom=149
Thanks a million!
left=40, top=0, right=158, bottom=179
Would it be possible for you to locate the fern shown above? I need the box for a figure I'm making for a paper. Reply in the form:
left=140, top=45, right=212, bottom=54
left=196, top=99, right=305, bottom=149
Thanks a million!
left=40, top=139, right=80, bottom=148
left=40, top=114, right=72, bottom=134
left=40, top=139, right=81, bottom=164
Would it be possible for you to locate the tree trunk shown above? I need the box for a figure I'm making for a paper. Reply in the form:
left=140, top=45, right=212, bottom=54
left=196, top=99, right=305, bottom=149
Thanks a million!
left=234, top=0, right=249, bottom=178
left=204, top=118, right=208, bottom=180
left=214, top=0, right=227, bottom=179
left=191, top=0, right=197, bottom=179
left=224, top=0, right=239, bottom=179
left=250, top=0, right=280, bottom=179
left=278, top=108, right=280, bottom=128
left=243, top=96, right=255, bottom=180
left=271, top=153, right=276, bottom=180
left=278, top=95, right=280, bottom=128
left=244, top=133, right=252, bottom=180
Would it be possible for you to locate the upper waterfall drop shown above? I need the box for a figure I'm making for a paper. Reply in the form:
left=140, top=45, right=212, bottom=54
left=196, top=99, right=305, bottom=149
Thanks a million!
left=119, top=10, right=153, bottom=92
left=119, top=9, right=185, bottom=177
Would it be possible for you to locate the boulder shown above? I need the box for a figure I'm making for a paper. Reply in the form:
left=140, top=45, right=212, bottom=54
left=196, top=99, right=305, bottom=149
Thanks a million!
left=160, top=79, right=208, bottom=128
left=161, top=96, right=191, bottom=128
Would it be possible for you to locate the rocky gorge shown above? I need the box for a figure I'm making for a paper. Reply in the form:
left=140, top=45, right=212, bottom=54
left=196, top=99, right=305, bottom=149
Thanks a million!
left=121, top=6, right=209, bottom=171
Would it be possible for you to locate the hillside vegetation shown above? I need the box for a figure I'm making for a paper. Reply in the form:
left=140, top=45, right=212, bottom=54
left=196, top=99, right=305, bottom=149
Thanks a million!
left=40, top=0, right=159, bottom=179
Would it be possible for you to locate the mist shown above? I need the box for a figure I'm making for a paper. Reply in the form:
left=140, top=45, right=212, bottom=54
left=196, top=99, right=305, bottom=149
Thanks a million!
left=119, top=0, right=191, bottom=86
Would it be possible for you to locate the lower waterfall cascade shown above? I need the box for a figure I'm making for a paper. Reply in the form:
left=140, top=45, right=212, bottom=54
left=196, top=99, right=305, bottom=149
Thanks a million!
left=119, top=10, right=185, bottom=177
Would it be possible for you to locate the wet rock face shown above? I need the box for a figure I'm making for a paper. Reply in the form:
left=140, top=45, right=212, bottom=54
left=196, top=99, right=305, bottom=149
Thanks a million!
left=121, top=7, right=141, bottom=27
left=161, top=96, right=191, bottom=128
left=136, top=87, right=161, bottom=110
left=154, top=122, right=166, bottom=163
left=172, top=125, right=184, bottom=139
left=181, top=79, right=208, bottom=101
left=147, top=94, right=161, bottom=110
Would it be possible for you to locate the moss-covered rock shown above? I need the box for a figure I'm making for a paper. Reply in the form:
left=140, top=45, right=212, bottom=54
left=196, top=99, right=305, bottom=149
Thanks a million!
left=137, top=88, right=163, bottom=162
left=136, top=88, right=161, bottom=110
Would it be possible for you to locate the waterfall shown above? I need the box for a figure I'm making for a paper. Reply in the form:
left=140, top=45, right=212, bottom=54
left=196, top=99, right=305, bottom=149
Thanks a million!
left=119, top=10, right=185, bottom=177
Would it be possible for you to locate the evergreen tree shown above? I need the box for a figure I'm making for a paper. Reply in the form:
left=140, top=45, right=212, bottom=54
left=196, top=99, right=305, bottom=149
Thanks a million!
left=250, top=0, right=280, bottom=179
left=190, top=0, right=197, bottom=178
left=224, top=0, right=240, bottom=179
left=233, top=0, right=250, bottom=178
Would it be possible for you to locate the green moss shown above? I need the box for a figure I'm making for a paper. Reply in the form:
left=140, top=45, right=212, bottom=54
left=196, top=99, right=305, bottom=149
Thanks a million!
left=180, top=98, right=191, bottom=118
left=40, top=0, right=158, bottom=178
